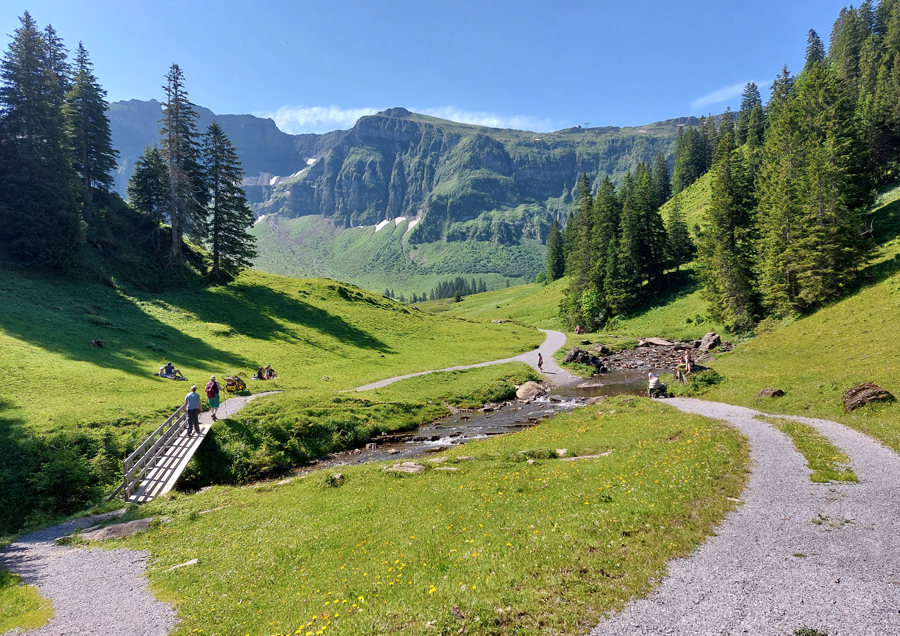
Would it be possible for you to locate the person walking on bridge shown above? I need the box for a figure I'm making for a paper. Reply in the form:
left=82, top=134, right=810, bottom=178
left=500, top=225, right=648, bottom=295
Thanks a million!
left=184, top=386, right=202, bottom=436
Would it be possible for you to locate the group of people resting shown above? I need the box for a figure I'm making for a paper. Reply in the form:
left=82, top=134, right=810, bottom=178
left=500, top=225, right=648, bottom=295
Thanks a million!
left=254, top=364, right=277, bottom=380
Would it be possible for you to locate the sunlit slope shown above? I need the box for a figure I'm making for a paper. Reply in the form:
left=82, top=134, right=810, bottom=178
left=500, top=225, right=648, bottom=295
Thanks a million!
left=250, top=214, right=541, bottom=296
left=0, top=268, right=540, bottom=435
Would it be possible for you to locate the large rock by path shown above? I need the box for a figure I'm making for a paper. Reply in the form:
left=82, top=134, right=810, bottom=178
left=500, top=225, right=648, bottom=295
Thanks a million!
left=842, top=382, right=896, bottom=412
left=77, top=518, right=154, bottom=542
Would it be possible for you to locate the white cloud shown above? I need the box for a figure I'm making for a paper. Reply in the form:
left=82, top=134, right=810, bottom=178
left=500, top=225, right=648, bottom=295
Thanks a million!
left=690, top=82, right=757, bottom=111
left=256, top=104, right=564, bottom=134
left=417, top=106, right=559, bottom=132
left=256, top=105, right=381, bottom=134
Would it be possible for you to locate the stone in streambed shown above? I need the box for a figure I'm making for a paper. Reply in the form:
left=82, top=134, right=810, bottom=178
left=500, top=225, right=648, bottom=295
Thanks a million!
left=516, top=381, right=546, bottom=400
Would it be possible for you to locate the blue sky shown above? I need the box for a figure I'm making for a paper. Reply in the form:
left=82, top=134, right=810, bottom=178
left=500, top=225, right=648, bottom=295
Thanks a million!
left=3, top=1, right=851, bottom=134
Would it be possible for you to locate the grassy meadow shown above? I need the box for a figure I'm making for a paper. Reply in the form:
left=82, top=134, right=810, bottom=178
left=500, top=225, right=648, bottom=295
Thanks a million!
left=108, top=395, right=747, bottom=636
left=0, top=568, right=52, bottom=633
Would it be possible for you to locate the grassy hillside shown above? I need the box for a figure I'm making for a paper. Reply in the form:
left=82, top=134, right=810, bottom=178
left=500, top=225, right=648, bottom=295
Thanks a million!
left=660, top=171, right=711, bottom=236
left=250, top=214, right=539, bottom=297
left=0, top=265, right=542, bottom=532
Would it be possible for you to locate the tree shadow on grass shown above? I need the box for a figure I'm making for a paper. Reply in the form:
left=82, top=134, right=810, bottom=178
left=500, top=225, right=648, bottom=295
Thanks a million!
left=154, top=280, right=393, bottom=354
left=870, top=191, right=900, bottom=246
left=629, top=268, right=703, bottom=317
left=0, top=272, right=253, bottom=379
left=0, top=400, right=37, bottom=534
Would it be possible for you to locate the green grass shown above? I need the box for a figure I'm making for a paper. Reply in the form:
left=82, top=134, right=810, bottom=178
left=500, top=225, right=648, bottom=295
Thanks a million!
left=660, top=172, right=712, bottom=236
left=110, top=395, right=747, bottom=636
left=0, top=568, right=53, bottom=632
left=416, top=278, right=567, bottom=329
left=763, top=417, right=858, bottom=483
left=0, top=264, right=542, bottom=532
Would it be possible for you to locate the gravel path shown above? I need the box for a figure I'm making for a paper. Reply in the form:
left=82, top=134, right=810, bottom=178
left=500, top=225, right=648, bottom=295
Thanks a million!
left=1, top=512, right=175, bottom=636
left=0, top=391, right=280, bottom=636
left=354, top=329, right=582, bottom=390
left=591, top=397, right=900, bottom=636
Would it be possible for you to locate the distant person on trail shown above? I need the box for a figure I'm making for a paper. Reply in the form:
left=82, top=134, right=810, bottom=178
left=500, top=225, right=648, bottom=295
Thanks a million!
left=265, top=364, right=277, bottom=379
left=206, top=376, right=221, bottom=421
left=537, top=353, right=544, bottom=372
left=184, top=385, right=202, bottom=436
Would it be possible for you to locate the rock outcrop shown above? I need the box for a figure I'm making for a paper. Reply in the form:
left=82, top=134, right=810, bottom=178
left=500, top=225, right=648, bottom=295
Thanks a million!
left=516, top=381, right=547, bottom=400
left=842, top=383, right=896, bottom=412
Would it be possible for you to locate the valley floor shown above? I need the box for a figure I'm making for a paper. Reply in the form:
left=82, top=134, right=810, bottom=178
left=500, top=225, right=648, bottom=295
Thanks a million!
left=5, top=342, right=899, bottom=634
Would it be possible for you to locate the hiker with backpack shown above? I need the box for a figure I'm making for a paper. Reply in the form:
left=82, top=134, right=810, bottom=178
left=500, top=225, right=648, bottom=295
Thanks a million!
left=206, top=376, right=222, bottom=421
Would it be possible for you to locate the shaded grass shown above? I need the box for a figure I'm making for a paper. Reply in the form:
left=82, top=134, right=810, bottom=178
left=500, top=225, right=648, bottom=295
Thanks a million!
left=762, top=417, right=857, bottom=483
left=114, top=396, right=748, bottom=636
left=0, top=567, right=53, bottom=632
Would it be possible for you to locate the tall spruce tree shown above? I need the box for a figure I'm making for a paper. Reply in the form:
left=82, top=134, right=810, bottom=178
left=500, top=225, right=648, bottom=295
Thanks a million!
left=0, top=12, right=82, bottom=270
left=561, top=173, right=597, bottom=328
left=127, top=144, right=168, bottom=249
left=651, top=153, right=671, bottom=205
left=696, top=132, right=758, bottom=329
left=804, top=29, right=827, bottom=73
left=545, top=219, right=565, bottom=281
left=159, top=63, right=205, bottom=267
left=64, top=42, right=117, bottom=202
left=757, top=61, right=872, bottom=315
left=735, top=83, right=763, bottom=145
left=201, top=121, right=257, bottom=280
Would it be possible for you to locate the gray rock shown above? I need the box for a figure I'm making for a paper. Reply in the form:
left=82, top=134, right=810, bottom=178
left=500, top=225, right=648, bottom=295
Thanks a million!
left=516, top=381, right=547, bottom=400
left=384, top=462, right=426, bottom=474
left=699, top=332, right=721, bottom=351
left=757, top=388, right=786, bottom=398
left=79, top=518, right=153, bottom=542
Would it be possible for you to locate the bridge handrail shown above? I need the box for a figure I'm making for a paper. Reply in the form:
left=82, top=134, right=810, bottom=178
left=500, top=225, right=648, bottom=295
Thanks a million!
left=122, top=405, right=187, bottom=500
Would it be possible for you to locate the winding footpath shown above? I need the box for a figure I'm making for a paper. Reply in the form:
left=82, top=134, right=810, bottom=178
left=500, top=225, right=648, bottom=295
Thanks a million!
left=591, top=399, right=900, bottom=636
left=354, top=329, right=583, bottom=390
left=4, top=334, right=900, bottom=635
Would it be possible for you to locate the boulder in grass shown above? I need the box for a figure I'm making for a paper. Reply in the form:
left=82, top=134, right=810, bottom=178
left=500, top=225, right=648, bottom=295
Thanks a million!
left=699, top=332, right=721, bottom=351
left=757, top=388, right=786, bottom=398
left=842, top=383, right=896, bottom=412
left=639, top=337, right=675, bottom=347
left=384, top=462, right=426, bottom=474
left=516, top=381, right=546, bottom=400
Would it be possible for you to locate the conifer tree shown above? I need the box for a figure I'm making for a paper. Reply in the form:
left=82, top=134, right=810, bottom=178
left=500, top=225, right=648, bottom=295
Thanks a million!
left=0, top=12, right=82, bottom=270
left=201, top=120, right=257, bottom=280
left=757, top=62, right=872, bottom=315
left=545, top=219, right=565, bottom=281
left=696, top=132, right=758, bottom=330
left=603, top=236, right=636, bottom=316
left=804, top=29, right=827, bottom=74
left=651, top=153, right=671, bottom=206
left=735, top=83, right=763, bottom=145
left=127, top=145, right=168, bottom=248
left=160, top=63, right=205, bottom=267
left=64, top=42, right=117, bottom=202
left=591, top=175, right=621, bottom=294
left=561, top=173, right=597, bottom=328
left=664, top=191, right=693, bottom=270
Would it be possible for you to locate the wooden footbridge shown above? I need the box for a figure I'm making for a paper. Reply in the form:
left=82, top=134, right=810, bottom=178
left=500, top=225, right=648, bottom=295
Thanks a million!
left=111, top=391, right=279, bottom=504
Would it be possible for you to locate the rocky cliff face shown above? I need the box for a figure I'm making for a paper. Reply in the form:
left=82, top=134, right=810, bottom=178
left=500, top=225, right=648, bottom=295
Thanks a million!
left=109, top=101, right=692, bottom=249
left=254, top=109, right=691, bottom=244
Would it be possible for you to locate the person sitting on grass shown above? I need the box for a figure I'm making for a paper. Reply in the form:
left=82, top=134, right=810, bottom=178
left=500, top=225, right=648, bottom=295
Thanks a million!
left=254, top=365, right=266, bottom=380
left=159, top=362, right=184, bottom=379
left=265, top=364, right=277, bottom=379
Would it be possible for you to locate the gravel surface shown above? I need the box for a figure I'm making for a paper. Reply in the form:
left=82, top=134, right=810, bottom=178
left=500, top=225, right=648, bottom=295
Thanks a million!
left=354, top=329, right=582, bottom=390
left=1, top=512, right=175, bottom=636
left=591, top=397, right=900, bottom=636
